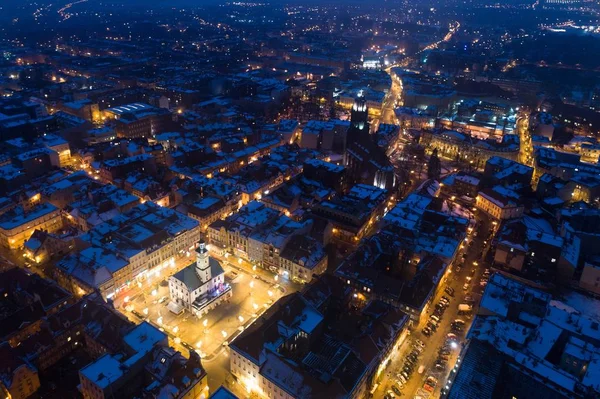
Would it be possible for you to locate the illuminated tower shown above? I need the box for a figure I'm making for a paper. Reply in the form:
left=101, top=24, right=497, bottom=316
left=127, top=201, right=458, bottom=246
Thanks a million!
left=350, top=93, right=369, bottom=136
left=195, top=240, right=211, bottom=283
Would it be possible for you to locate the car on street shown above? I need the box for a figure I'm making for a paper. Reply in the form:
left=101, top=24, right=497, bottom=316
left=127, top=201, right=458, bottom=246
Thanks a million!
left=435, top=363, right=445, bottom=370
left=462, top=283, right=469, bottom=291
left=445, top=287, right=455, bottom=296
left=384, top=390, right=395, bottom=399
left=400, top=371, right=410, bottom=380
left=392, top=385, right=402, bottom=395
left=422, top=327, right=432, bottom=336
left=426, top=376, right=438, bottom=388
left=415, top=339, right=425, bottom=348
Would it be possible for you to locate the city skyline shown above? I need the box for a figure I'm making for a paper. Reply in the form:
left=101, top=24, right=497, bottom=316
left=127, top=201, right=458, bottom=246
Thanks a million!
left=0, top=0, right=599, bottom=398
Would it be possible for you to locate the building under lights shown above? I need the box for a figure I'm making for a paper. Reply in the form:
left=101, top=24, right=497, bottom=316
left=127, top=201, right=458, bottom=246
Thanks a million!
left=167, top=240, right=231, bottom=317
left=444, top=273, right=600, bottom=399
left=72, top=201, right=201, bottom=299
left=229, top=275, right=408, bottom=399
left=344, top=95, right=396, bottom=191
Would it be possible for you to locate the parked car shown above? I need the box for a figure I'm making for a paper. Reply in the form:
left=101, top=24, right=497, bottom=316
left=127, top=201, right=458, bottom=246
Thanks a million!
left=385, top=390, right=395, bottom=399
left=430, top=315, right=440, bottom=323
left=422, top=327, right=432, bottom=336
left=435, top=363, right=445, bottom=370
left=392, top=384, right=402, bottom=396
left=415, top=339, right=425, bottom=348
left=441, top=295, right=451, bottom=303
left=426, top=376, right=438, bottom=388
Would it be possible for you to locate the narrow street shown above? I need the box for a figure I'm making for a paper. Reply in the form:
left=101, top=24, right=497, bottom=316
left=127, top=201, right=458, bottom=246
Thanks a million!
left=517, top=114, right=533, bottom=166
left=374, top=207, right=495, bottom=398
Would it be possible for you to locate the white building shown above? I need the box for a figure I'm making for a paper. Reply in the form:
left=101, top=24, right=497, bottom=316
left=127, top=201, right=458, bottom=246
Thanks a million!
left=168, top=240, right=231, bottom=317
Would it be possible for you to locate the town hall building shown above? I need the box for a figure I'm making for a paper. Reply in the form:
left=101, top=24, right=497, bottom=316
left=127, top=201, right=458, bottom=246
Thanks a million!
left=168, top=240, right=232, bottom=317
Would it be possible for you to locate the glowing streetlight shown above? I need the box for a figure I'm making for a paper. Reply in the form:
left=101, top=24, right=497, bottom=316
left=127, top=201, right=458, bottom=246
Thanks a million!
left=268, top=290, right=273, bottom=297
left=157, top=317, right=163, bottom=325
left=196, top=341, right=202, bottom=348
left=143, top=308, right=148, bottom=315
left=203, top=319, right=208, bottom=328
left=238, top=315, right=244, bottom=323
left=152, top=289, right=157, bottom=296
left=173, top=326, right=179, bottom=334
left=221, top=330, right=227, bottom=338
left=249, top=281, right=254, bottom=289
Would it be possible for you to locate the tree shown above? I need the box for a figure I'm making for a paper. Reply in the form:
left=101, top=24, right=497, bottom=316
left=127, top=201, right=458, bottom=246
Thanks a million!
left=427, top=148, right=442, bottom=180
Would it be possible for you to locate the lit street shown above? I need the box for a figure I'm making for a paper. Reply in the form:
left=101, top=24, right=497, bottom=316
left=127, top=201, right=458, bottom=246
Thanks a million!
left=374, top=207, right=494, bottom=398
